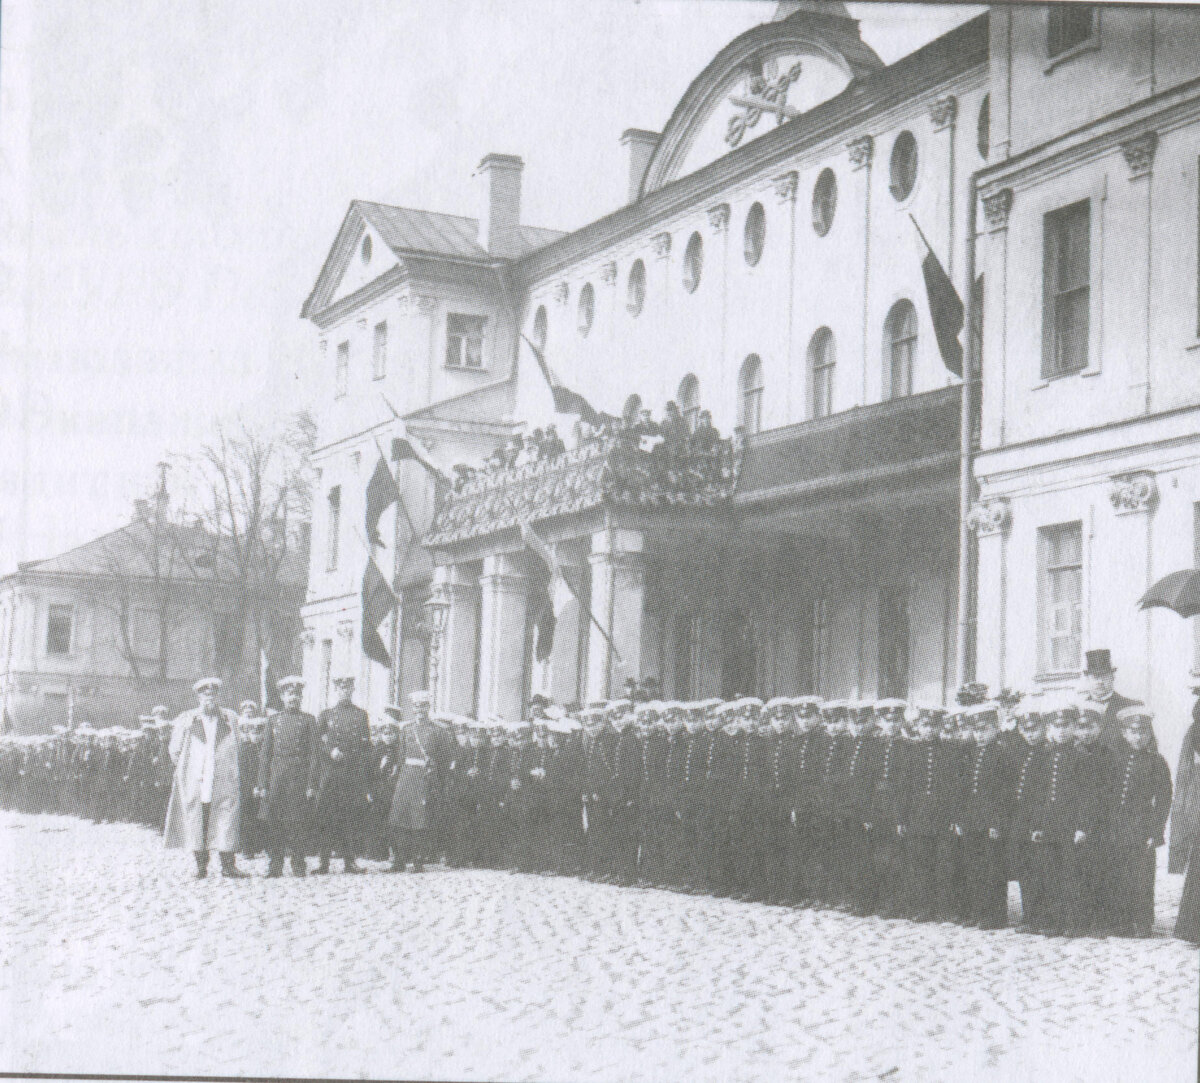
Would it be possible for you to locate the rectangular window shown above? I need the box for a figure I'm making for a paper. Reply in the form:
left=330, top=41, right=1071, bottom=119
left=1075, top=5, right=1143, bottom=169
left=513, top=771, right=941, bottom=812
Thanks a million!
left=326, top=486, right=341, bottom=572
left=1042, top=200, right=1090, bottom=378
left=445, top=313, right=486, bottom=369
left=1039, top=522, right=1083, bottom=673
left=46, top=604, right=73, bottom=655
left=320, top=639, right=333, bottom=711
left=372, top=321, right=388, bottom=380
left=1048, top=6, right=1095, bottom=58
left=335, top=341, right=349, bottom=397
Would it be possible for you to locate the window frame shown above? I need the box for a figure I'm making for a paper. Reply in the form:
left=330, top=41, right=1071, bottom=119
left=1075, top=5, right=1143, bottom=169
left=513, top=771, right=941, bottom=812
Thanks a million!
left=1041, top=199, right=1091, bottom=380
left=46, top=604, right=74, bottom=656
left=738, top=354, right=764, bottom=436
left=577, top=282, right=595, bottom=337
left=1047, top=6, right=1097, bottom=61
left=335, top=340, right=349, bottom=399
left=372, top=320, right=388, bottom=380
left=627, top=259, right=646, bottom=317
left=445, top=312, right=487, bottom=371
left=888, top=131, right=919, bottom=203
left=326, top=485, right=342, bottom=573
left=884, top=300, right=918, bottom=401
left=682, top=232, right=704, bottom=294
left=743, top=202, right=766, bottom=266
left=808, top=327, right=836, bottom=419
left=1038, top=521, right=1084, bottom=676
left=812, top=168, right=838, bottom=237
left=678, top=373, right=700, bottom=432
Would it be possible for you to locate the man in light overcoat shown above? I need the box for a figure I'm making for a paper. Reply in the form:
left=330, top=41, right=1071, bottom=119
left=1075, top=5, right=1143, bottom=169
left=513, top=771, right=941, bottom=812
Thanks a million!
left=387, top=691, right=450, bottom=872
left=164, top=677, right=246, bottom=879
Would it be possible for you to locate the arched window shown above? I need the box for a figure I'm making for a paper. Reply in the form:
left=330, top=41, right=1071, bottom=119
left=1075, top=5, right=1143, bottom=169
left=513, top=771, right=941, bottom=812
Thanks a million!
left=739, top=355, right=764, bottom=435
left=884, top=300, right=918, bottom=400
left=807, top=327, right=835, bottom=419
left=578, top=282, right=595, bottom=337
left=889, top=131, right=918, bottom=202
left=678, top=374, right=700, bottom=432
left=627, top=259, right=646, bottom=316
left=532, top=305, right=548, bottom=350
left=683, top=232, right=703, bottom=293
left=977, top=94, right=990, bottom=160
left=743, top=203, right=766, bottom=266
left=812, top=168, right=837, bottom=237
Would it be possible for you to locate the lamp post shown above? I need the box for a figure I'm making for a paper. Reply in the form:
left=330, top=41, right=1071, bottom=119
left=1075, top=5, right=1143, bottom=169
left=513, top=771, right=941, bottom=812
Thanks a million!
left=423, top=586, right=450, bottom=707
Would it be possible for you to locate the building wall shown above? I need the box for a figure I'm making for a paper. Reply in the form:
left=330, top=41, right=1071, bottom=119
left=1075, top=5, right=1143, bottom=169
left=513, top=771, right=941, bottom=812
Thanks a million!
left=515, top=76, right=987, bottom=443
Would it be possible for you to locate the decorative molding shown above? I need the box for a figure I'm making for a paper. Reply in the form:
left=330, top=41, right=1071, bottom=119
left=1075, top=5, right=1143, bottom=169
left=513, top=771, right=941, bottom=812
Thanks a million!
left=847, top=135, right=874, bottom=170
left=1109, top=471, right=1158, bottom=515
left=981, top=188, right=1014, bottom=232
left=1120, top=131, right=1157, bottom=179
left=553, top=281, right=570, bottom=305
left=707, top=203, right=731, bottom=233
left=414, top=295, right=438, bottom=315
left=966, top=499, right=1010, bottom=537
left=336, top=621, right=355, bottom=640
left=651, top=232, right=672, bottom=259
left=600, top=260, right=618, bottom=285
left=772, top=170, right=799, bottom=204
left=929, top=95, right=958, bottom=131
left=299, top=629, right=316, bottom=650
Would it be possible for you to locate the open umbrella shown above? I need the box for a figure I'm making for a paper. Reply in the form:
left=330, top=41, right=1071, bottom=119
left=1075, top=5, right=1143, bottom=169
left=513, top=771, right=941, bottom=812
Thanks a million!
left=1139, top=569, right=1200, bottom=618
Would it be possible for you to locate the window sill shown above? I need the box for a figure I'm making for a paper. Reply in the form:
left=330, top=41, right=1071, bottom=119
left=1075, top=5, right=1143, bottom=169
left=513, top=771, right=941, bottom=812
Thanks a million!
left=1034, top=670, right=1081, bottom=684
left=1184, top=339, right=1200, bottom=354
left=371, top=374, right=386, bottom=382
left=444, top=364, right=489, bottom=374
left=1044, top=35, right=1100, bottom=75
left=1032, top=365, right=1096, bottom=390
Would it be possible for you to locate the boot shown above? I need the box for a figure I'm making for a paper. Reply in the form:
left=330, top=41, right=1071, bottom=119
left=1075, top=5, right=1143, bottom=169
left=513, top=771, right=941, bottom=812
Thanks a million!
left=219, top=853, right=248, bottom=879
left=266, top=854, right=284, bottom=878
left=290, top=854, right=307, bottom=877
left=194, top=851, right=209, bottom=879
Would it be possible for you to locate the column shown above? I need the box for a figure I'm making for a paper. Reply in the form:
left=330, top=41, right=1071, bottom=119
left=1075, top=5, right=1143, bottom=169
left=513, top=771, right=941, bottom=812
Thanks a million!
left=531, top=553, right=585, bottom=708
left=968, top=498, right=1011, bottom=694
left=1107, top=472, right=1158, bottom=703
left=979, top=187, right=1013, bottom=446
left=477, top=552, right=528, bottom=722
left=586, top=529, right=646, bottom=703
left=433, top=564, right=480, bottom=717
left=847, top=134, right=874, bottom=407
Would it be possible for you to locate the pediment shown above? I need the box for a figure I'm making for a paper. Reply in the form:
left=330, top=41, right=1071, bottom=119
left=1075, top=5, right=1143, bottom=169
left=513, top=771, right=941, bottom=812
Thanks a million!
left=327, top=219, right=402, bottom=308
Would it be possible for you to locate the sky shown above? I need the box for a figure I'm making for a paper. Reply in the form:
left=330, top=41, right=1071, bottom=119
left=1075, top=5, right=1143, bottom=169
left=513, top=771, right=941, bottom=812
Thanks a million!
left=0, top=0, right=980, bottom=576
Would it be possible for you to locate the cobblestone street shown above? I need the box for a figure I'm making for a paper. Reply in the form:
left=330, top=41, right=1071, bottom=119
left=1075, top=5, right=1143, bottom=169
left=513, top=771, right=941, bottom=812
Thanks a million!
left=0, top=811, right=1194, bottom=1082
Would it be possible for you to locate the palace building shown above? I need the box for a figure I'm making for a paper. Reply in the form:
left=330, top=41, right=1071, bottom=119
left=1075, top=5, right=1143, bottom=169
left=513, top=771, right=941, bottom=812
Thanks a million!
left=298, top=3, right=1200, bottom=763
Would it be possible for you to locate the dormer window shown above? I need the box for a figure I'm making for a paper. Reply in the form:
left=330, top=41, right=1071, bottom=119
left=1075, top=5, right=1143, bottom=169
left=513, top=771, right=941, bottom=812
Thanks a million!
left=446, top=313, right=486, bottom=369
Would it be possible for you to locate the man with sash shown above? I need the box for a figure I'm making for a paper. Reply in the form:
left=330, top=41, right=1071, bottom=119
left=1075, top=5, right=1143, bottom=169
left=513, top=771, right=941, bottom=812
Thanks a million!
left=387, top=691, right=450, bottom=872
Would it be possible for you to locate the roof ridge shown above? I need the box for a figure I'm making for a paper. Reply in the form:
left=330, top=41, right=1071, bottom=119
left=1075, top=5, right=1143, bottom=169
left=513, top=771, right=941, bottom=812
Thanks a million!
left=353, top=199, right=479, bottom=225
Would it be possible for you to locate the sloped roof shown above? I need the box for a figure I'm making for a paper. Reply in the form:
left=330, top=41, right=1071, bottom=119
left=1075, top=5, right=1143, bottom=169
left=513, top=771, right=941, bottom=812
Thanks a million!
left=16, top=519, right=307, bottom=589
left=403, top=376, right=517, bottom=428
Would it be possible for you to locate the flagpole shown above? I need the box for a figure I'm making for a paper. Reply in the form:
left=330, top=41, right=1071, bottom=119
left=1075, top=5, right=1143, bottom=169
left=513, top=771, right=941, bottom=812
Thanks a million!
left=956, top=179, right=978, bottom=688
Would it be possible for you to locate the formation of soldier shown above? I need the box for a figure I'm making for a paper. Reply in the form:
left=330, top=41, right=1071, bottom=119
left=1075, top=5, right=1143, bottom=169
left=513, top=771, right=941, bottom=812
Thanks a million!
left=0, top=684, right=1177, bottom=939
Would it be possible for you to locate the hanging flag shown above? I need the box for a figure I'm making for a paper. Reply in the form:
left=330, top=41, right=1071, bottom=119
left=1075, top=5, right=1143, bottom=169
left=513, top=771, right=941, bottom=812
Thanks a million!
left=260, top=648, right=283, bottom=712
left=365, top=454, right=401, bottom=548
left=361, top=558, right=396, bottom=667
left=520, top=521, right=621, bottom=664
left=378, top=393, right=451, bottom=487
left=910, top=214, right=964, bottom=377
left=521, top=335, right=615, bottom=428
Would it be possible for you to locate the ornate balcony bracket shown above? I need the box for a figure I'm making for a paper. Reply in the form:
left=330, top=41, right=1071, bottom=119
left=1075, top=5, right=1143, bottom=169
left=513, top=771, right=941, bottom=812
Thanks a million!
left=967, top=498, right=1010, bottom=537
left=1109, top=471, right=1157, bottom=515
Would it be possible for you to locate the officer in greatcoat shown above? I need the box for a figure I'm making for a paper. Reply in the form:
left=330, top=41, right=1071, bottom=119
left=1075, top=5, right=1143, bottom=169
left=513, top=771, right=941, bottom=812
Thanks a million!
left=255, top=676, right=316, bottom=877
left=387, top=691, right=449, bottom=872
left=310, top=675, right=371, bottom=874
left=163, top=677, right=246, bottom=879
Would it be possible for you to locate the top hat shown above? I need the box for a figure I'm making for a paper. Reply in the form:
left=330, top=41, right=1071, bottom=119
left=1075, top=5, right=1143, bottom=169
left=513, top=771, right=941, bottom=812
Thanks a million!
left=1084, top=649, right=1116, bottom=676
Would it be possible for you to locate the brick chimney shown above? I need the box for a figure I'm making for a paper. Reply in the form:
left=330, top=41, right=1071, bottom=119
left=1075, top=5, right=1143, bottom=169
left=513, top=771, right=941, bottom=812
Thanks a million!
left=620, top=129, right=660, bottom=204
left=476, top=153, right=524, bottom=257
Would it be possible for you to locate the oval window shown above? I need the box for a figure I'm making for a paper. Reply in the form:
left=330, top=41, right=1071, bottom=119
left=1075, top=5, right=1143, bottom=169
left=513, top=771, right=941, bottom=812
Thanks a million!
left=743, top=203, right=766, bottom=266
left=361, top=234, right=373, bottom=264
left=811, top=169, right=837, bottom=237
left=889, top=131, right=918, bottom=202
left=682, top=232, right=704, bottom=293
left=627, top=259, right=646, bottom=316
left=578, top=282, right=595, bottom=337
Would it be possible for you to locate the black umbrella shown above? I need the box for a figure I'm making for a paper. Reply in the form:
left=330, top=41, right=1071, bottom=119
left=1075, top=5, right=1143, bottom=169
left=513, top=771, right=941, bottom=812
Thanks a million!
left=1139, top=569, right=1200, bottom=618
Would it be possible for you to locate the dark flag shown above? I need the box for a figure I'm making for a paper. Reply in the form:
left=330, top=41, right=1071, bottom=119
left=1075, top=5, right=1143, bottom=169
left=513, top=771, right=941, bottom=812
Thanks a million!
left=259, top=649, right=283, bottom=712
left=364, top=454, right=401, bottom=548
left=911, top=215, right=964, bottom=377
left=392, top=436, right=450, bottom=487
left=361, top=558, right=396, bottom=667
left=522, top=335, right=614, bottom=428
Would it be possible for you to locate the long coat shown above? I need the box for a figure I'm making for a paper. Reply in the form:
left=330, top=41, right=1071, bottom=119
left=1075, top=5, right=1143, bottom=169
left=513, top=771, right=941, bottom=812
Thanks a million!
left=164, top=708, right=241, bottom=852
left=310, top=703, right=372, bottom=826
left=1170, top=712, right=1200, bottom=874
left=388, top=720, right=447, bottom=832
left=257, top=708, right=317, bottom=828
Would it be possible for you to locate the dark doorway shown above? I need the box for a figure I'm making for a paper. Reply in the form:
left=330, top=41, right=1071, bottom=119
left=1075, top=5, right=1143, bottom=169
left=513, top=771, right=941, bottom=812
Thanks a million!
left=878, top=586, right=910, bottom=700
left=721, top=611, right=756, bottom=700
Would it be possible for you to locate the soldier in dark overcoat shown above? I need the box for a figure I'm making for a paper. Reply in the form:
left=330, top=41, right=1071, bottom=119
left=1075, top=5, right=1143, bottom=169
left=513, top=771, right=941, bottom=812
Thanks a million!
left=310, top=675, right=372, bottom=874
left=702, top=702, right=743, bottom=897
left=678, top=704, right=713, bottom=892
left=581, top=706, right=619, bottom=880
left=866, top=700, right=910, bottom=918
left=1107, top=707, right=1171, bottom=937
left=957, top=704, right=1015, bottom=929
left=637, top=703, right=672, bottom=886
left=610, top=702, right=644, bottom=886
left=256, top=677, right=316, bottom=877
left=368, top=719, right=400, bottom=860
left=547, top=716, right=586, bottom=875
left=386, top=691, right=451, bottom=872
left=731, top=700, right=774, bottom=901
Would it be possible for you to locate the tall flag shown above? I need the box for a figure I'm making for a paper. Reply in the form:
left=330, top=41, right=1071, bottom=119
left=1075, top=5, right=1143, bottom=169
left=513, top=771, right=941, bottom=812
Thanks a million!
left=521, top=335, right=614, bottom=428
left=361, top=557, right=396, bottom=667
left=365, top=453, right=401, bottom=548
left=260, top=648, right=283, bottom=712
left=378, top=393, right=451, bottom=487
left=521, top=521, right=621, bottom=664
left=910, top=215, right=964, bottom=378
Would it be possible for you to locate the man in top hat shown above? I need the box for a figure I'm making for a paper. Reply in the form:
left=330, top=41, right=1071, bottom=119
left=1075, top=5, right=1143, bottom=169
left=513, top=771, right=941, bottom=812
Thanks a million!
left=1079, top=649, right=1150, bottom=754
left=256, top=676, right=317, bottom=877
left=164, top=678, right=246, bottom=879
left=387, top=690, right=451, bottom=872
left=310, top=675, right=372, bottom=874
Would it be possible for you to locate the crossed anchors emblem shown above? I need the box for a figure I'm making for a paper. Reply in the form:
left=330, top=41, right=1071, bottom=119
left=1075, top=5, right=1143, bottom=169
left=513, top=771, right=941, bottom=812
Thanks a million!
left=725, top=57, right=804, bottom=148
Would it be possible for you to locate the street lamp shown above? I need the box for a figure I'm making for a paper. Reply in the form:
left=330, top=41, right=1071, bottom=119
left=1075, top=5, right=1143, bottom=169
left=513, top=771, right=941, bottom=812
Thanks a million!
left=423, top=586, right=450, bottom=704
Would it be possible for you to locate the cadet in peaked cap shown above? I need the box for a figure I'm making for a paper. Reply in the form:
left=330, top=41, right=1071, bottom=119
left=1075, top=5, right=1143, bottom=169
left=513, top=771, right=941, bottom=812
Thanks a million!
left=192, top=677, right=222, bottom=695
